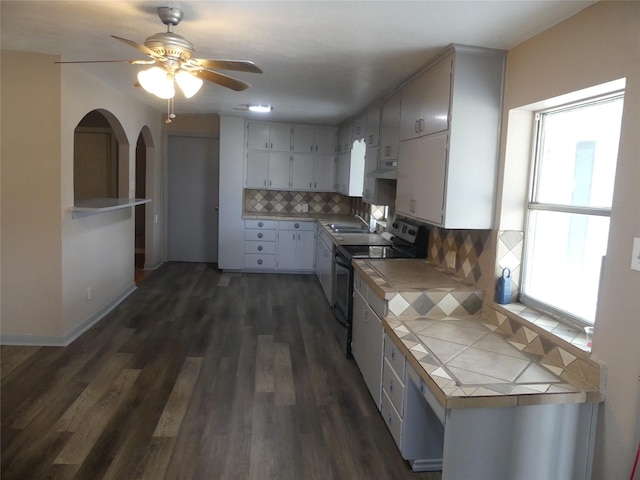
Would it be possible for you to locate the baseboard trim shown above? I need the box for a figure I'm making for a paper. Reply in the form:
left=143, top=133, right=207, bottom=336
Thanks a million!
left=0, top=283, right=137, bottom=347
left=143, top=259, right=163, bottom=271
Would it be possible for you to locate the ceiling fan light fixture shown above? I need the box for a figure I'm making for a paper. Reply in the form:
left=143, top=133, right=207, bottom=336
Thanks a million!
left=175, top=70, right=203, bottom=98
left=248, top=104, right=273, bottom=113
left=137, top=66, right=175, bottom=99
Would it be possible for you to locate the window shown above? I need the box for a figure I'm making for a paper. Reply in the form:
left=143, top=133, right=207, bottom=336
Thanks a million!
left=522, top=94, right=624, bottom=327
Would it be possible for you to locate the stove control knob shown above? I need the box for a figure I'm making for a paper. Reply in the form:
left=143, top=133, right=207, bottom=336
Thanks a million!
left=392, top=222, right=399, bottom=229
left=408, top=229, right=416, bottom=235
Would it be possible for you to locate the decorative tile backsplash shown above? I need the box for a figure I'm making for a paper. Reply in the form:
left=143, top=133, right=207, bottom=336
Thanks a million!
left=428, top=226, right=492, bottom=287
left=496, top=230, right=524, bottom=300
left=244, top=189, right=351, bottom=215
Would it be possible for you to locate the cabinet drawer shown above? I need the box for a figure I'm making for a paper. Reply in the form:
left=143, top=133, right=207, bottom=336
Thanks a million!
left=384, top=336, right=406, bottom=380
left=244, top=229, right=276, bottom=241
left=383, top=358, right=405, bottom=416
left=277, top=220, right=315, bottom=231
left=244, top=254, right=276, bottom=270
left=381, top=390, right=403, bottom=449
left=354, top=269, right=367, bottom=296
left=368, top=290, right=387, bottom=318
left=244, top=241, right=276, bottom=255
left=245, top=219, right=277, bottom=229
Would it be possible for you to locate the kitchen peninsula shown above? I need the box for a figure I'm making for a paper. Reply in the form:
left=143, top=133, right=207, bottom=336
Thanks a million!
left=352, top=259, right=602, bottom=479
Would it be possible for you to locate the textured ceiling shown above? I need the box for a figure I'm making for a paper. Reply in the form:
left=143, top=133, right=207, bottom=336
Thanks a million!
left=1, top=1, right=596, bottom=125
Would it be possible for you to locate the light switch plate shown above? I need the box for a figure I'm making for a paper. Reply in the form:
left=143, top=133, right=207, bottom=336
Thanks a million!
left=631, top=237, right=640, bottom=272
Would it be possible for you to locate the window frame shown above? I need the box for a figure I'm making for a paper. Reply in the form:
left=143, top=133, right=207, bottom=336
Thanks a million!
left=520, top=92, right=624, bottom=330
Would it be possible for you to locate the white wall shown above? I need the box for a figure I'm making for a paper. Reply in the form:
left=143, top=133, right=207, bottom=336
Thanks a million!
left=0, top=50, right=164, bottom=343
left=497, top=3, right=640, bottom=477
left=60, top=64, right=163, bottom=337
left=1, top=51, right=63, bottom=338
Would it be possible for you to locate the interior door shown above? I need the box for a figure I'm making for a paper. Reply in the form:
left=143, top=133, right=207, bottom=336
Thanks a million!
left=168, top=135, right=219, bottom=262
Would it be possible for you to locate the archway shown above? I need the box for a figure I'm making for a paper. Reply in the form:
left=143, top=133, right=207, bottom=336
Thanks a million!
left=135, top=126, right=155, bottom=282
left=73, top=109, right=130, bottom=201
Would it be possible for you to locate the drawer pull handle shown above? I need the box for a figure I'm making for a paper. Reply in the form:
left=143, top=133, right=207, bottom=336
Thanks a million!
left=257, top=259, right=263, bottom=265
left=389, top=380, right=393, bottom=392
left=257, top=246, right=263, bottom=251
left=294, top=223, right=299, bottom=229
left=391, top=349, right=395, bottom=359
left=258, top=221, right=263, bottom=227
left=258, top=233, right=263, bottom=239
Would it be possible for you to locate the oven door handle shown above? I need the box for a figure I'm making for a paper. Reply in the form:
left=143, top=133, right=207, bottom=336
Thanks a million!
left=334, top=256, right=352, bottom=269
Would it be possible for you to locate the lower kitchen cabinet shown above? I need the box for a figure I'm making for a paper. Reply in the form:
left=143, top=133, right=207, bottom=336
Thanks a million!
left=244, top=219, right=277, bottom=269
left=277, top=220, right=315, bottom=271
left=352, top=271, right=384, bottom=409
left=315, top=226, right=334, bottom=304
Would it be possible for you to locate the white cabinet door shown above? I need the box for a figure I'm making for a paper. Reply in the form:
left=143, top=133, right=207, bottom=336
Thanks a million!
left=292, top=126, right=316, bottom=153
left=247, top=123, right=291, bottom=151
left=313, top=155, right=335, bottom=191
left=291, top=154, right=315, bottom=190
left=380, top=91, right=401, bottom=162
left=352, top=289, right=383, bottom=409
left=246, top=151, right=269, bottom=188
left=365, top=103, right=381, bottom=147
left=277, top=230, right=297, bottom=270
left=277, top=222, right=315, bottom=271
left=268, top=124, right=292, bottom=152
left=337, top=124, right=352, bottom=153
left=400, top=56, right=452, bottom=141
left=397, top=133, right=448, bottom=225
left=268, top=153, right=291, bottom=189
left=352, top=114, right=366, bottom=141
left=247, top=123, right=271, bottom=150
left=362, top=146, right=378, bottom=204
left=314, top=127, right=336, bottom=154
left=296, top=230, right=315, bottom=270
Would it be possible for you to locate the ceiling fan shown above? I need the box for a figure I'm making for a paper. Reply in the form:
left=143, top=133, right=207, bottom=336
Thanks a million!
left=57, top=6, right=263, bottom=122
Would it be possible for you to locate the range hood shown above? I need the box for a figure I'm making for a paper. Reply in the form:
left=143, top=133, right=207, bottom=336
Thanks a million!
left=367, top=161, right=398, bottom=180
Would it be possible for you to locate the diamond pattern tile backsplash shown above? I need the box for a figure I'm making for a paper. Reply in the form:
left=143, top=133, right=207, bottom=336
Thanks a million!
left=244, top=189, right=351, bottom=215
left=427, top=226, right=492, bottom=287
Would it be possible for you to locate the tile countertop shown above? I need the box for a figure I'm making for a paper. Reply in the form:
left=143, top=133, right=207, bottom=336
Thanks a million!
left=243, top=213, right=392, bottom=247
left=353, top=259, right=603, bottom=410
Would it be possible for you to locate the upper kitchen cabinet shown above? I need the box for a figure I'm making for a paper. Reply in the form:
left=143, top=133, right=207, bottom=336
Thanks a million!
left=351, top=114, right=366, bottom=141
left=379, top=91, right=402, bottom=164
left=292, top=125, right=336, bottom=154
left=246, top=151, right=291, bottom=189
left=399, top=55, right=452, bottom=141
left=247, top=122, right=292, bottom=152
left=365, top=103, right=381, bottom=147
left=396, top=45, right=506, bottom=229
left=337, top=123, right=352, bottom=153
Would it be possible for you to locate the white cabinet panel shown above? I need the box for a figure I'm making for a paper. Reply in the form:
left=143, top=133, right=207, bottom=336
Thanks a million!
left=365, top=103, right=381, bottom=147
left=400, top=56, right=452, bottom=141
left=246, top=151, right=269, bottom=188
left=293, top=125, right=336, bottom=154
left=268, top=153, right=292, bottom=190
left=291, top=155, right=315, bottom=190
left=277, top=221, right=315, bottom=271
left=397, top=133, right=447, bottom=226
left=380, top=91, right=401, bottom=162
left=352, top=289, right=383, bottom=409
left=247, top=123, right=291, bottom=151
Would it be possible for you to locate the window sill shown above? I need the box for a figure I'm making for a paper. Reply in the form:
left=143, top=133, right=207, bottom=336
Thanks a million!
left=493, top=302, right=592, bottom=353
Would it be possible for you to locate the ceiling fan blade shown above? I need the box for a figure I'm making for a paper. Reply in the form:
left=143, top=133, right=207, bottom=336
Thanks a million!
left=195, top=69, right=251, bottom=91
left=111, top=35, right=165, bottom=61
left=55, top=59, right=155, bottom=65
left=191, top=59, right=263, bottom=74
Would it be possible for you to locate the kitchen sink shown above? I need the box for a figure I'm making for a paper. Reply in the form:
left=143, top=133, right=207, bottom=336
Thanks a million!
left=328, top=223, right=369, bottom=233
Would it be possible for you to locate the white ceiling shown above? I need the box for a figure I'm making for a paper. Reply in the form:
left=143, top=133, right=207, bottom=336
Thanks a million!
left=1, top=1, right=596, bottom=125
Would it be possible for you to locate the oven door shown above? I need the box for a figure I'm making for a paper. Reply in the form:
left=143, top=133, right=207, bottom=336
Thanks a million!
left=333, top=252, right=353, bottom=355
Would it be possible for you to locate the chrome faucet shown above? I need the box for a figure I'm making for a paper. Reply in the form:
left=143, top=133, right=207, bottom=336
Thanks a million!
left=355, top=214, right=368, bottom=227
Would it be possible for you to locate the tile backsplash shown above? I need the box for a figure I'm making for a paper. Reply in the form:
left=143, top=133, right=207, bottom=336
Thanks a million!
left=427, top=226, right=492, bottom=287
left=244, top=189, right=351, bottom=215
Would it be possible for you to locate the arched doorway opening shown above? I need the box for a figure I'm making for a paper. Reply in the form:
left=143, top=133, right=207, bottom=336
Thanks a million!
left=134, top=126, right=155, bottom=283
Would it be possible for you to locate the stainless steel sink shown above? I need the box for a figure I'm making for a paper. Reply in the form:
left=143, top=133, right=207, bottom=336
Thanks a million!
left=328, top=223, right=369, bottom=233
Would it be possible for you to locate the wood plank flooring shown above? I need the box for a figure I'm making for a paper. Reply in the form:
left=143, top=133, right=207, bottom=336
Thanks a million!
left=1, top=262, right=441, bottom=480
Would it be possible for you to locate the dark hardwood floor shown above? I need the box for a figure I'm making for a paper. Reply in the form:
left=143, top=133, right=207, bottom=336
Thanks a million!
left=1, top=262, right=441, bottom=480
